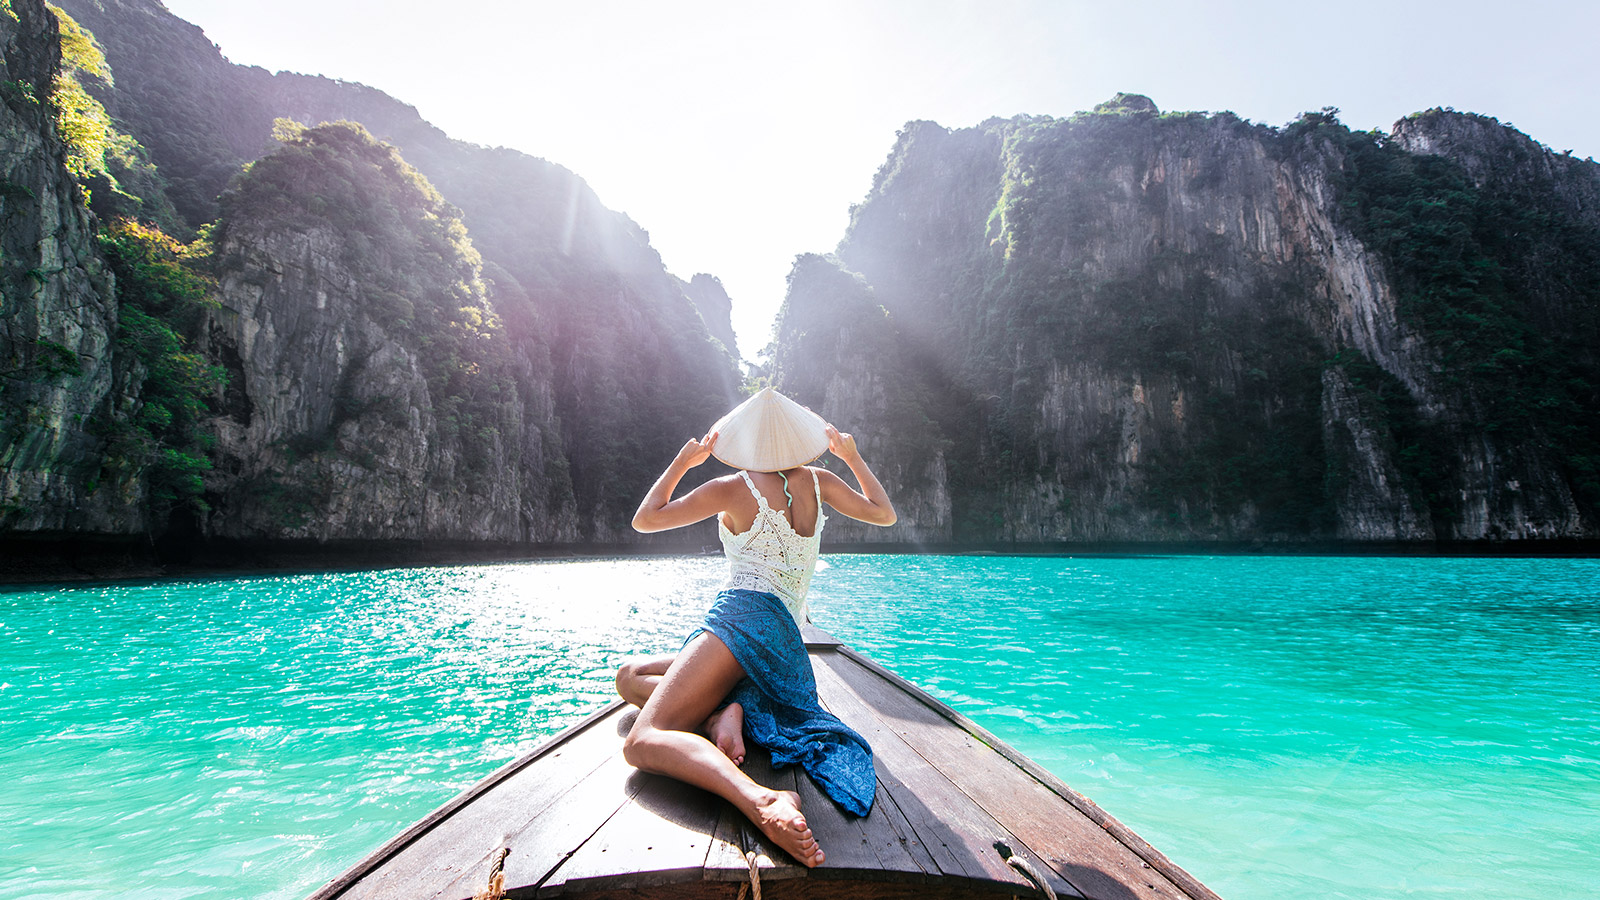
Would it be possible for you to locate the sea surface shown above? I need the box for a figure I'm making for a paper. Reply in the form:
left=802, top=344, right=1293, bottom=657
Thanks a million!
left=1, top=555, right=1596, bottom=899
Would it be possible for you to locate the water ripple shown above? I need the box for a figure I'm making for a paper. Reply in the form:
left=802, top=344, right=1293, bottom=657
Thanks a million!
left=1, top=554, right=1596, bottom=900
left=811, top=555, right=1600, bottom=900
left=0, top=558, right=722, bottom=899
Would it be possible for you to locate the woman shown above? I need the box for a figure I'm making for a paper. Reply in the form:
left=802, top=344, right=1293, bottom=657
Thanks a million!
left=616, top=388, right=896, bottom=868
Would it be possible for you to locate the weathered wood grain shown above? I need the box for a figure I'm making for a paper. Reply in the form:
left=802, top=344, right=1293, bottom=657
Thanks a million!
left=538, top=769, right=724, bottom=895
left=853, top=775, right=941, bottom=878
left=791, top=760, right=923, bottom=879
left=810, top=654, right=1074, bottom=896
left=830, top=648, right=1204, bottom=900
left=310, top=701, right=629, bottom=900
left=702, top=746, right=807, bottom=883
left=492, top=749, right=640, bottom=897
left=544, top=880, right=1026, bottom=900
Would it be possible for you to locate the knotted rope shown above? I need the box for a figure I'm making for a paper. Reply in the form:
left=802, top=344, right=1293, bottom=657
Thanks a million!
left=734, top=849, right=762, bottom=900
left=996, top=840, right=1057, bottom=900
left=472, top=846, right=509, bottom=900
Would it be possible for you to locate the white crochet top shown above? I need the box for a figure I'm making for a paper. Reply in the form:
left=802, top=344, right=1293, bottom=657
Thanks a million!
left=719, top=468, right=825, bottom=626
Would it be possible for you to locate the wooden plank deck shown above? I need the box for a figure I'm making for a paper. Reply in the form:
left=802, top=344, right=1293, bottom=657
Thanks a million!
left=309, top=628, right=1222, bottom=900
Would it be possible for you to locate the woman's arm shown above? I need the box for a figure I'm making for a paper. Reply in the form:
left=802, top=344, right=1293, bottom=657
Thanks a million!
left=817, top=424, right=897, bottom=526
left=632, top=432, right=735, bottom=533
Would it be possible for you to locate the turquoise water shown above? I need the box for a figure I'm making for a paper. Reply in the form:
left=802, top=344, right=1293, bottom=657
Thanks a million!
left=1, top=556, right=1596, bottom=899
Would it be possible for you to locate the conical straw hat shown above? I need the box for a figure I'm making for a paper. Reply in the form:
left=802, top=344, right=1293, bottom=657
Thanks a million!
left=710, top=387, right=828, bottom=472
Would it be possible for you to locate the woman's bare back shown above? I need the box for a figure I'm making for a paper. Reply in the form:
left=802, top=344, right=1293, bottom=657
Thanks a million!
left=718, top=467, right=821, bottom=537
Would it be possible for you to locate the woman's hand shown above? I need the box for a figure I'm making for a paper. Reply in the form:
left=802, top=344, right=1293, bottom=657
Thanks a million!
left=826, top=424, right=860, bottom=463
left=817, top=423, right=896, bottom=526
left=633, top=431, right=731, bottom=533
left=673, top=431, right=717, bottom=469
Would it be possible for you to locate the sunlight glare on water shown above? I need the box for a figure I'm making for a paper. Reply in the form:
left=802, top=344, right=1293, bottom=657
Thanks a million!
left=0, top=557, right=722, bottom=900
left=1, top=554, right=1596, bottom=900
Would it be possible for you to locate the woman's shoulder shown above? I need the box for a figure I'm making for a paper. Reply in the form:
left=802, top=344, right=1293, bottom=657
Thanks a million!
left=709, top=471, right=753, bottom=490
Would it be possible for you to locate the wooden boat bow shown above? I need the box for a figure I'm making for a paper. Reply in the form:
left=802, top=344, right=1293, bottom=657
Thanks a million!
left=307, top=626, right=1223, bottom=900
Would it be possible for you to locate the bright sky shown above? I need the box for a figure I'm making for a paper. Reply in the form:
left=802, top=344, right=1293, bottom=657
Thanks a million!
left=160, top=0, right=1599, bottom=360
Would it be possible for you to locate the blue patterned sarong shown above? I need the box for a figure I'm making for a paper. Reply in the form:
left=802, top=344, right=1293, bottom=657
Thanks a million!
left=688, top=588, right=876, bottom=816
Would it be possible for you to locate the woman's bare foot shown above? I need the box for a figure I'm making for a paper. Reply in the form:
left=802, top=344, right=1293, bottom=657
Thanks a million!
left=702, top=703, right=746, bottom=766
left=753, top=789, right=824, bottom=867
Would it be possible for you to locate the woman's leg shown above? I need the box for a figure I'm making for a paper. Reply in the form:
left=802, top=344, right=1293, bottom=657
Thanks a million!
left=622, top=633, right=824, bottom=867
left=617, top=652, right=747, bottom=764
left=615, top=654, right=674, bottom=707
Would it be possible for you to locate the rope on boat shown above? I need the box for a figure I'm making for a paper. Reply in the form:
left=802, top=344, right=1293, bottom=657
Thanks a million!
left=996, top=840, right=1058, bottom=900
left=472, top=846, right=509, bottom=900
left=734, top=848, right=762, bottom=900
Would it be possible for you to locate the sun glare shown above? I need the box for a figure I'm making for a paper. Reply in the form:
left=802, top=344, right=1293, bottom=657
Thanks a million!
left=158, top=0, right=1600, bottom=357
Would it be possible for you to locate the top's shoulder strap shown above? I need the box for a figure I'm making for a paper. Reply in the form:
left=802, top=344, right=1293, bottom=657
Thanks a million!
left=736, top=469, right=765, bottom=503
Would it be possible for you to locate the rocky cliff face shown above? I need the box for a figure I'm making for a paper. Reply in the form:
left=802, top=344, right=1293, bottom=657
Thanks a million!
left=7, top=0, right=1595, bottom=553
left=0, top=0, right=744, bottom=547
left=770, top=253, right=953, bottom=544
left=50, top=0, right=740, bottom=542
left=0, top=0, right=138, bottom=535
left=681, top=273, right=739, bottom=359
left=774, top=98, right=1600, bottom=543
left=198, top=122, right=579, bottom=543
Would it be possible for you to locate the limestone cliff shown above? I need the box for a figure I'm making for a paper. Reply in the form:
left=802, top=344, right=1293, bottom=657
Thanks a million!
left=199, top=122, right=578, bottom=542
left=774, top=98, right=1600, bottom=543
left=0, top=0, right=133, bottom=534
left=680, top=273, right=739, bottom=359
left=0, top=0, right=738, bottom=552
left=54, top=0, right=741, bottom=541
left=7, top=0, right=1596, bottom=554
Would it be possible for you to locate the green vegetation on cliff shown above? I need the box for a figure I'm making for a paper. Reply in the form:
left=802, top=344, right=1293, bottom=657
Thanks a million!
left=52, top=0, right=740, bottom=538
left=226, top=120, right=480, bottom=335
left=43, top=3, right=179, bottom=230
left=44, top=2, right=110, bottom=182
left=96, top=219, right=223, bottom=511
left=1289, top=108, right=1600, bottom=518
left=780, top=99, right=1600, bottom=542
left=222, top=120, right=525, bottom=481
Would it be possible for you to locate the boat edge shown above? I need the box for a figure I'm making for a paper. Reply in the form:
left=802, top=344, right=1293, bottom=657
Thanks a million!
left=835, top=644, right=1225, bottom=900
left=304, top=699, right=629, bottom=900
